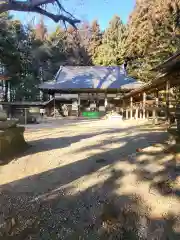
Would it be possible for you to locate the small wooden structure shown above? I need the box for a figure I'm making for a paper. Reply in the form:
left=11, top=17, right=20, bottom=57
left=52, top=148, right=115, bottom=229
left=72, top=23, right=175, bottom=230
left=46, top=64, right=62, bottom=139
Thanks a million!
left=1, top=101, right=45, bottom=117
left=121, top=52, right=180, bottom=124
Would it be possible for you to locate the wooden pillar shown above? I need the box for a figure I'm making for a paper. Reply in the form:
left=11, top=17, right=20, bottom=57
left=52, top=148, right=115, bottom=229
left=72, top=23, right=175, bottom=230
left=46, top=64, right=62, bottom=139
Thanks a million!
left=126, top=108, right=129, bottom=119
left=155, top=97, right=159, bottom=106
left=142, top=92, right=146, bottom=119
left=139, top=102, right=142, bottom=119
left=139, top=111, right=142, bottom=119
left=104, top=94, right=108, bottom=109
left=53, top=96, right=56, bottom=118
left=152, top=90, right=158, bottom=124
left=135, top=107, right=138, bottom=120
left=130, top=97, right=133, bottom=119
left=122, top=99, right=125, bottom=118
left=152, top=107, right=156, bottom=125
left=146, top=109, right=149, bottom=120
left=78, top=94, right=81, bottom=117
left=166, top=80, right=170, bottom=122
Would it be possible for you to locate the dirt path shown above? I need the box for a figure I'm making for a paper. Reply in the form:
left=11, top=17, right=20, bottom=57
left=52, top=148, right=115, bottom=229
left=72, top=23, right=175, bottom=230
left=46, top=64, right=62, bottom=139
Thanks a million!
left=0, top=119, right=179, bottom=239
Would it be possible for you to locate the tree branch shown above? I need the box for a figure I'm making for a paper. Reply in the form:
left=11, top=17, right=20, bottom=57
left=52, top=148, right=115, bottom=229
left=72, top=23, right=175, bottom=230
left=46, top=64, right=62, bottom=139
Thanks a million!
left=0, top=0, right=80, bottom=27
left=55, top=0, right=74, bottom=19
left=33, top=6, right=80, bottom=26
left=15, top=0, right=55, bottom=7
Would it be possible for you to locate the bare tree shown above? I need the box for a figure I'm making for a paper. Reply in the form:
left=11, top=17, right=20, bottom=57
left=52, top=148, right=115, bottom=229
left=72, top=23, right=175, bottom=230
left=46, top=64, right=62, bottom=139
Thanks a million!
left=0, top=0, right=80, bottom=27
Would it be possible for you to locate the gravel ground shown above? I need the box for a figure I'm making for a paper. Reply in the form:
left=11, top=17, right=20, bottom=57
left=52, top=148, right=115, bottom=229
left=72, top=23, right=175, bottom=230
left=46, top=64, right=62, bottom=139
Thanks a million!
left=0, top=119, right=180, bottom=239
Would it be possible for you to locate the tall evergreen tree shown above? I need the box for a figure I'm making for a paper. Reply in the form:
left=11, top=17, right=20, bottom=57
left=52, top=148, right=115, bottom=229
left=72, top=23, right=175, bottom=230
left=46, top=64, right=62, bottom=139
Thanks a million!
left=94, top=15, right=126, bottom=65
left=125, top=0, right=180, bottom=82
left=88, top=20, right=102, bottom=63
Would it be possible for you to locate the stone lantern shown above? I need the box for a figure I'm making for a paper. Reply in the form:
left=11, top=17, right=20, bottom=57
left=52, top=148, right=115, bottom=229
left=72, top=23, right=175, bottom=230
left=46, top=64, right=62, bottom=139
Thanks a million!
left=0, top=76, right=27, bottom=162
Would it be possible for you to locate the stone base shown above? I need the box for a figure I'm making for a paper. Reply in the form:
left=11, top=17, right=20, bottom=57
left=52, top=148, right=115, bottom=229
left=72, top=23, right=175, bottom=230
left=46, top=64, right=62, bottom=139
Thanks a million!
left=0, top=126, right=27, bottom=162
left=0, top=120, right=18, bottom=130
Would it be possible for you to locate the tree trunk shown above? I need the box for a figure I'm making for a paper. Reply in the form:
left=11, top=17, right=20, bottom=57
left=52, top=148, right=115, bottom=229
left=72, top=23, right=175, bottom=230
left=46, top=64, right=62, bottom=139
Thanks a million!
left=39, top=65, right=44, bottom=101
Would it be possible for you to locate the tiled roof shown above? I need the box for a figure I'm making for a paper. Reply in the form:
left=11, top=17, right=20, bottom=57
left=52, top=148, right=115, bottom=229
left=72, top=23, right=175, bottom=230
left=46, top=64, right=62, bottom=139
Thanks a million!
left=39, top=66, right=143, bottom=92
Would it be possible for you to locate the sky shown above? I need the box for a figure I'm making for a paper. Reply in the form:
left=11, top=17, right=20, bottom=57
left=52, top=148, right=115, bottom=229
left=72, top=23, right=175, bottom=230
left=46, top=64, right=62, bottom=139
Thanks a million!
left=12, top=0, right=136, bottom=31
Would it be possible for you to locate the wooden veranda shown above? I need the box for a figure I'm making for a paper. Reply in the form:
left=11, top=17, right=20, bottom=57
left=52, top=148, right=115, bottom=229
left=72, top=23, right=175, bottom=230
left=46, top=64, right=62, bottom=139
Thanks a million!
left=121, top=52, right=180, bottom=124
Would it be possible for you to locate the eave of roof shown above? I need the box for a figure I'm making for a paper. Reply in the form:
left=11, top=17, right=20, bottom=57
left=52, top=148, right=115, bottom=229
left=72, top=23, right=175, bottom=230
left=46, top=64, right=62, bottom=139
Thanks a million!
left=39, top=87, right=131, bottom=94
left=151, top=51, right=180, bottom=72
left=123, top=52, right=180, bottom=99
left=0, top=101, right=46, bottom=106
left=122, top=74, right=167, bottom=99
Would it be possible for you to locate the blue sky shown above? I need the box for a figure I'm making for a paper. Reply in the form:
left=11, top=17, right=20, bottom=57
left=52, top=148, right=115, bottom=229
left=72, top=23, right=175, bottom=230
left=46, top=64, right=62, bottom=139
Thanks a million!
left=12, top=0, right=135, bottom=31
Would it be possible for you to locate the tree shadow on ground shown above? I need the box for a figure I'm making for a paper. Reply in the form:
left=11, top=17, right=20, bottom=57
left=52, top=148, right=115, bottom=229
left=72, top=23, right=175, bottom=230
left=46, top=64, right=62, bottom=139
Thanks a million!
left=0, top=164, right=179, bottom=239
left=20, top=125, right=168, bottom=158
left=20, top=126, right=136, bottom=156
left=0, top=126, right=131, bottom=165
left=0, top=126, right=179, bottom=239
left=0, top=123, right=164, bottom=165
left=24, top=119, right=102, bottom=132
left=1, top=120, right=166, bottom=165
left=0, top=131, right=169, bottom=193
